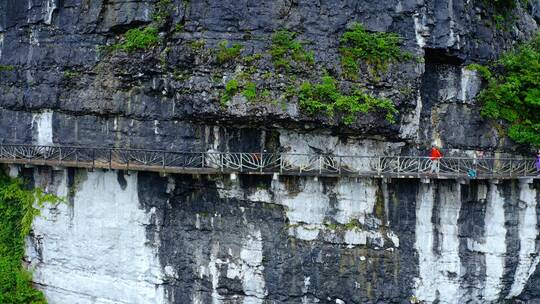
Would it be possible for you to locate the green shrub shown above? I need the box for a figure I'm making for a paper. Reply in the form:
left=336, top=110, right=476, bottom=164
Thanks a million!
left=0, top=65, right=15, bottom=72
left=269, top=30, right=314, bottom=71
left=174, top=23, right=184, bottom=33
left=114, top=27, right=159, bottom=52
left=339, top=23, right=410, bottom=80
left=216, top=40, right=243, bottom=64
left=153, top=0, right=173, bottom=25
left=298, top=75, right=398, bottom=124
left=221, top=79, right=239, bottom=105
left=0, top=173, right=61, bottom=304
left=483, top=0, right=523, bottom=11
left=243, top=53, right=263, bottom=65
left=470, top=32, right=540, bottom=147
left=190, top=39, right=206, bottom=50
left=63, top=70, right=80, bottom=79
left=241, top=82, right=257, bottom=101
left=480, top=0, right=528, bottom=30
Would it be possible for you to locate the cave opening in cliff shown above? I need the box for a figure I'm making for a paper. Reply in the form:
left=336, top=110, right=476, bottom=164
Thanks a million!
left=423, top=48, right=464, bottom=65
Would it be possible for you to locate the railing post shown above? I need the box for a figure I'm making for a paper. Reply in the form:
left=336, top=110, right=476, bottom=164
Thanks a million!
left=397, top=156, right=400, bottom=176
left=509, top=159, right=513, bottom=177
left=280, top=154, right=283, bottom=174
left=319, top=155, right=322, bottom=175
left=240, top=153, right=243, bottom=172
left=59, top=147, right=62, bottom=164
left=220, top=153, right=224, bottom=173
left=338, top=156, right=341, bottom=175
left=201, top=152, right=205, bottom=169
left=162, top=151, right=166, bottom=169
left=377, top=156, right=382, bottom=176
left=260, top=153, right=263, bottom=173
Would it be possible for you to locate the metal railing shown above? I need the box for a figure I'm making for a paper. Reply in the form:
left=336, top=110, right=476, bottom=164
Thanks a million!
left=0, top=144, right=537, bottom=179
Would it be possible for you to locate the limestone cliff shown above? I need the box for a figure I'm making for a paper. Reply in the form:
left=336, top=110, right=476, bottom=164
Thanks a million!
left=1, top=0, right=540, bottom=303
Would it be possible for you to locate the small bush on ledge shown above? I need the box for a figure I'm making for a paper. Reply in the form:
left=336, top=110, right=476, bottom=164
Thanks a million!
left=298, top=75, right=398, bottom=125
left=216, top=40, right=243, bottom=64
left=220, top=79, right=240, bottom=105
left=269, top=29, right=314, bottom=71
left=108, top=27, right=159, bottom=53
left=340, top=23, right=411, bottom=80
left=0, top=65, right=15, bottom=72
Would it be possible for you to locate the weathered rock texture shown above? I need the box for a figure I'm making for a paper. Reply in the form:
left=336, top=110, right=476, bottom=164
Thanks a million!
left=1, top=0, right=540, bottom=303
left=15, top=167, right=540, bottom=304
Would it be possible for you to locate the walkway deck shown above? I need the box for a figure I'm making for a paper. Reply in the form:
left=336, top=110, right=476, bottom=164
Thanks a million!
left=0, top=144, right=537, bottom=180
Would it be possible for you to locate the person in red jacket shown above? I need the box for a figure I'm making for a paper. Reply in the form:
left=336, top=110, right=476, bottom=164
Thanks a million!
left=430, top=144, right=442, bottom=173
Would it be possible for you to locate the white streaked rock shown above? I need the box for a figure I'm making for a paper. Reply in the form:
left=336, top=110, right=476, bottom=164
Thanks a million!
left=507, top=182, right=539, bottom=298
left=26, top=170, right=165, bottom=304
left=414, top=182, right=462, bottom=304
left=483, top=183, right=507, bottom=301
left=32, top=110, right=54, bottom=146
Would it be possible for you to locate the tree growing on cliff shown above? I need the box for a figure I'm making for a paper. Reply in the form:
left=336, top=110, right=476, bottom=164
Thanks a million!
left=469, top=32, right=540, bottom=147
left=0, top=173, right=61, bottom=303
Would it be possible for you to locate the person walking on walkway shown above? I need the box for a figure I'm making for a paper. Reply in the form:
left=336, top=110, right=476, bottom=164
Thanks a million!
left=430, top=144, right=442, bottom=173
left=468, top=150, right=484, bottom=178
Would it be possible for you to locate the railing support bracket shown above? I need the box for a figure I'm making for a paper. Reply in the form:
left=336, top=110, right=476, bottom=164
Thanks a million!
left=420, top=178, right=431, bottom=184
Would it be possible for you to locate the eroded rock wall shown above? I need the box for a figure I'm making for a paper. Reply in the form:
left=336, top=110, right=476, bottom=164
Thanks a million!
left=0, top=0, right=538, bottom=151
left=1, top=0, right=540, bottom=303
left=12, top=167, right=539, bottom=303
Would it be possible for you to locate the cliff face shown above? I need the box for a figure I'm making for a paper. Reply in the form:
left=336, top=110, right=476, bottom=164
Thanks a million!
left=21, top=167, right=540, bottom=304
left=0, top=0, right=538, bottom=151
left=2, top=0, right=540, bottom=303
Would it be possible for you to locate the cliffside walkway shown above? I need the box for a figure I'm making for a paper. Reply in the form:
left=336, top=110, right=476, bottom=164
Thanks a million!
left=0, top=144, right=538, bottom=180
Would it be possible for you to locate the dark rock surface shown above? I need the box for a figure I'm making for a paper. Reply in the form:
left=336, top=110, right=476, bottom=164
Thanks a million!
left=2, top=1, right=540, bottom=303
left=0, top=0, right=538, bottom=150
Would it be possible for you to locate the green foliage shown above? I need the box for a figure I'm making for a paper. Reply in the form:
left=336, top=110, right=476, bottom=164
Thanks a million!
left=112, top=27, right=159, bottom=52
left=241, top=82, right=257, bottom=101
left=324, top=219, right=362, bottom=231
left=339, top=23, right=410, bottom=80
left=269, top=30, right=314, bottom=71
left=481, top=0, right=529, bottom=30
left=297, top=75, right=398, bottom=124
left=174, top=23, right=184, bottom=33
left=63, top=70, right=80, bottom=79
left=153, top=0, right=173, bottom=25
left=190, top=39, right=206, bottom=50
left=471, top=32, right=540, bottom=146
left=216, top=40, right=243, bottom=64
left=0, top=173, right=61, bottom=304
left=221, top=79, right=239, bottom=105
left=467, top=63, right=491, bottom=79
left=243, top=53, right=263, bottom=65
left=483, top=0, right=524, bottom=11
left=0, top=65, right=15, bottom=72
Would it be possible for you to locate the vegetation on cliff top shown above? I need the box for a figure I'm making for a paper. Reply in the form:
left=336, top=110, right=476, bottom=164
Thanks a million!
left=339, top=23, right=411, bottom=80
left=298, top=75, right=398, bottom=124
left=0, top=65, right=16, bottom=72
left=216, top=40, right=243, bottom=64
left=0, top=172, right=61, bottom=303
left=269, top=30, right=315, bottom=71
left=112, top=27, right=160, bottom=52
left=469, top=32, right=540, bottom=147
left=217, top=26, right=402, bottom=125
